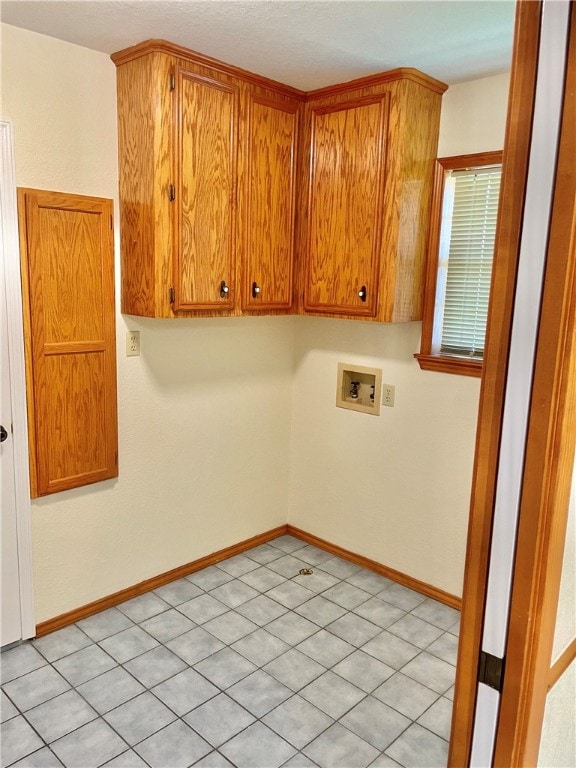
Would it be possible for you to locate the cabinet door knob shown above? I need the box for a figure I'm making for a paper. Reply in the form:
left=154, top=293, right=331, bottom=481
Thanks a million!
left=0, top=425, right=8, bottom=443
left=252, top=282, right=261, bottom=298
left=219, top=280, right=230, bottom=298
left=358, top=285, right=367, bottom=302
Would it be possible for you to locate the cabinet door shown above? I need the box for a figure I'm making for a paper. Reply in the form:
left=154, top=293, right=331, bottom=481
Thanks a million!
left=304, top=94, right=389, bottom=316
left=240, top=95, right=299, bottom=311
left=18, top=189, right=118, bottom=497
left=173, top=69, right=239, bottom=311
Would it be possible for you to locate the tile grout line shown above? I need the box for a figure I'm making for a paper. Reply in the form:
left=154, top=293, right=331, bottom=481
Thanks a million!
left=2, top=537, right=457, bottom=768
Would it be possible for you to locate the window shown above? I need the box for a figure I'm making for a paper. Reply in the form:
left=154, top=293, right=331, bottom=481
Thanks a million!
left=416, top=151, right=503, bottom=377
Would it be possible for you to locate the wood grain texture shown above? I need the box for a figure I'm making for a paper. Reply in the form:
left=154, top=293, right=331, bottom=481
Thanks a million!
left=116, top=53, right=177, bottom=318
left=304, top=95, right=389, bottom=317
left=298, top=76, right=442, bottom=322
left=173, top=69, right=238, bottom=311
left=414, top=354, right=482, bottom=378
left=18, top=188, right=118, bottom=497
left=390, top=80, right=446, bottom=322
left=116, top=54, right=157, bottom=317
left=493, top=6, right=576, bottom=763
left=239, top=93, right=299, bottom=311
left=111, top=39, right=304, bottom=100
left=447, top=3, right=541, bottom=764
left=304, top=67, right=448, bottom=99
left=113, top=42, right=443, bottom=322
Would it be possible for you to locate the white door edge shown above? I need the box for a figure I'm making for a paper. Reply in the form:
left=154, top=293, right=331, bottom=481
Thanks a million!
left=482, top=0, right=571, bottom=658
left=470, top=684, right=500, bottom=768
left=470, top=0, right=571, bottom=762
left=1, top=119, right=35, bottom=640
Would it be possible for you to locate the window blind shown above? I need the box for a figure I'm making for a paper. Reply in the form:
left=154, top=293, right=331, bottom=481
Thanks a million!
left=440, top=165, right=502, bottom=358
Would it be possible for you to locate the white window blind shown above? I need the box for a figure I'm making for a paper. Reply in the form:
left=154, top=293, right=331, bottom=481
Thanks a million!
left=435, top=165, right=502, bottom=359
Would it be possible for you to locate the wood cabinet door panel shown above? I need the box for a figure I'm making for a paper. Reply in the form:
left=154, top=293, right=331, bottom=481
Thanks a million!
left=174, top=70, right=238, bottom=310
left=41, top=352, right=109, bottom=494
left=305, top=95, right=389, bottom=316
left=38, top=207, right=105, bottom=343
left=241, top=95, right=299, bottom=310
left=18, top=189, right=117, bottom=497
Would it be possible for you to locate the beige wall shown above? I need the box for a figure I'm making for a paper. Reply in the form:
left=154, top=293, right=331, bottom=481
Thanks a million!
left=2, top=24, right=294, bottom=623
left=2, top=22, right=510, bottom=620
left=437, top=73, right=510, bottom=157
left=538, top=659, right=576, bottom=767
left=288, top=73, right=510, bottom=597
left=538, top=462, right=576, bottom=766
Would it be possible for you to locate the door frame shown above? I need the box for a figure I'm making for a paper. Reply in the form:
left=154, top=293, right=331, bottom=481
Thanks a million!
left=449, top=1, right=576, bottom=763
left=493, top=3, right=576, bottom=762
left=1, top=119, right=35, bottom=642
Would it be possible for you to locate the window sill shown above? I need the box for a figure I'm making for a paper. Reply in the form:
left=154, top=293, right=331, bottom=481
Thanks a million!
left=414, top=353, right=482, bottom=378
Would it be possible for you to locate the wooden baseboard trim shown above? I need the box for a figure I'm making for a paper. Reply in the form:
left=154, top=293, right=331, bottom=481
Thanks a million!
left=548, top=637, right=576, bottom=691
left=35, top=524, right=288, bottom=637
left=287, top=525, right=462, bottom=609
left=36, top=522, right=460, bottom=637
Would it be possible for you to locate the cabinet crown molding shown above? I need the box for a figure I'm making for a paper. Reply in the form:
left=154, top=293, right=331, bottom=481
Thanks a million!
left=111, top=38, right=305, bottom=99
left=110, top=38, right=448, bottom=99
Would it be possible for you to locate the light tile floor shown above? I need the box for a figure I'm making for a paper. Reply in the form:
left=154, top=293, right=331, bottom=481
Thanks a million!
left=1, top=535, right=460, bottom=768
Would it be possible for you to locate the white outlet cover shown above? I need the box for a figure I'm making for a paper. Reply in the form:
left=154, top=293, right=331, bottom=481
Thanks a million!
left=382, top=383, right=395, bottom=407
left=126, top=330, right=140, bottom=357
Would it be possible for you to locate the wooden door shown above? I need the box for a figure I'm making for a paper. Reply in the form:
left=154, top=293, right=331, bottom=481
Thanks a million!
left=173, top=69, right=239, bottom=311
left=492, top=2, right=575, bottom=762
left=449, top=1, right=576, bottom=764
left=304, top=94, right=388, bottom=317
left=18, top=189, right=118, bottom=497
left=240, top=94, right=299, bottom=311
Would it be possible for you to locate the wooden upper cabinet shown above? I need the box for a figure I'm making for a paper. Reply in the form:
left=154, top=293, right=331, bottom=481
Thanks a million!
left=18, top=189, right=118, bottom=497
left=304, top=96, right=388, bottom=317
left=112, top=41, right=303, bottom=318
left=239, top=94, right=299, bottom=311
left=300, top=76, right=446, bottom=323
left=112, top=41, right=446, bottom=322
left=173, top=69, right=238, bottom=311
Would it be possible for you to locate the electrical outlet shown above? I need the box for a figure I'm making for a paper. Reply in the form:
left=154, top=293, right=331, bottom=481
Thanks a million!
left=382, top=383, right=395, bottom=407
left=126, top=330, right=140, bottom=357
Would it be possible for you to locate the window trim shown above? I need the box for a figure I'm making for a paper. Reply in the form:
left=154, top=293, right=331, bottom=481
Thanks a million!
left=415, top=151, right=503, bottom=377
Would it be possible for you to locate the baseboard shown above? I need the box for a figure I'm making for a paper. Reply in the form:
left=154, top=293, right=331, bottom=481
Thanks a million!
left=35, top=524, right=288, bottom=637
left=36, top=521, right=460, bottom=637
left=287, top=525, right=462, bottom=610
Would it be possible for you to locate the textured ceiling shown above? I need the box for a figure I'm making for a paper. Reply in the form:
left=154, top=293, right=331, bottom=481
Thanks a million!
left=0, top=0, right=515, bottom=89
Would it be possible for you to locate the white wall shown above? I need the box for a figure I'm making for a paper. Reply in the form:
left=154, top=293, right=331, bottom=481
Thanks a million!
left=288, top=73, right=510, bottom=597
left=438, top=73, right=510, bottom=157
left=538, top=659, right=576, bottom=768
left=1, top=24, right=294, bottom=623
left=537, top=462, right=576, bottom=766
left=2, top=22, right=511, bottom=619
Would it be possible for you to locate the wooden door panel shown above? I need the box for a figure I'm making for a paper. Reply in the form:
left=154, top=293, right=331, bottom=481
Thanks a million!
left=305, top=95, right=388, bottom=316
left=41, top=352, right=108, bottom=493
left=174, top=70, right=238, bottom=310
left=18, top=189, right=117, bottom=497
left=241, top=95, right=298, bottom=310
left=38, top=207, right=104, bottom=343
